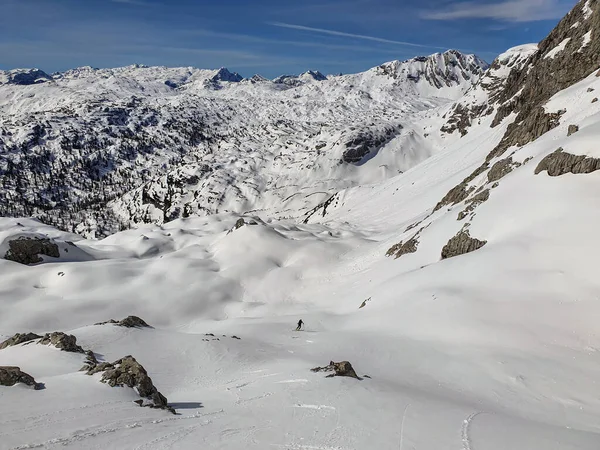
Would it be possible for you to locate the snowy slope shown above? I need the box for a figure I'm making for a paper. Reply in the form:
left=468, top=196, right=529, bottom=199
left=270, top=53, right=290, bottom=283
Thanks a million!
left=2, top=1, right=600, bottom=449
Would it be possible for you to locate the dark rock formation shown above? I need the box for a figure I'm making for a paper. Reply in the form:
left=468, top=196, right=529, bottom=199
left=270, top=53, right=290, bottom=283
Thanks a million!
left=487, top=157, right=521, bottom=183
left=0, top=332, right=41, bottom=350
left=86, top=355, right=174, bottom=413
left=80, top=350, right=99, bottom=372
left=303, top=193, right=340, bottom=224
left=95, top=316, right=151, bottom=328
left=441, top=103, right=487, bottom=136
left=434, top=163, right=490, bottom=211
left=4, top=237, right=60, bottom=265
left=441, top=229, right=487, bottom=260
left=341, top=126, right=400, bottom=164
left=311, top=360, right=362, bottom=380
left=567, top=124, right=580, bottom=136
left=535, top=148, right=600, bottom=176
left=386, top=236, right=419, bottom=259
left=0, top=366, right=43, bottom=389
left=39, top=332, right=85, bottom=353
left=359, top=297, right=371, bottom=309
left=457, top=189, right=490, bottom=221
left=592, top=97, right=598, bottom=103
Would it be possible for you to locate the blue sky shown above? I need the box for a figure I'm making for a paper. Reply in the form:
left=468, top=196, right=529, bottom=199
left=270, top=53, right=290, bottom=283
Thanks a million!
left=0, top=0, right=578, bottom=77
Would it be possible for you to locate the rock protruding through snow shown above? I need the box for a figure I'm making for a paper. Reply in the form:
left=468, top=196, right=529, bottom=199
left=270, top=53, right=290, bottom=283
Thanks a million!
left=311, top=361, right=363, bottom=380
left=95, top=316, right=151, bottom=328
left=535, top=148, right=600, bottom=176
left=86, top=355, right=175, bottom=414
left=39, top=332, right=85, bottom=353
left=0, top=366, right=44, bottom=390
left=441, top=229, right=487, bottom=260
left=4, top=237, right=60, bottom=265
left=0, top=332, right=41, bottom=350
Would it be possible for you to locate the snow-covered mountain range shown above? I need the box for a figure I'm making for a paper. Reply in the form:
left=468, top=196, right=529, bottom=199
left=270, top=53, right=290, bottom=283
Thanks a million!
left=0, top=50, right=488, bottom=237
left=2, top=0, right=600, bottom=449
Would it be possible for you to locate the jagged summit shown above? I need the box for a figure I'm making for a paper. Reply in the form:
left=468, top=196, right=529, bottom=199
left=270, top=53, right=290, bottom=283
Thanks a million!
left=376, top=50, right=489, bottom=89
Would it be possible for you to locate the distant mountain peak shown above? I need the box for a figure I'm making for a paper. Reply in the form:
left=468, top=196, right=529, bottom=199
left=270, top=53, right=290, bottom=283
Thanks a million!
left=211, top=67, right=243, bottom=83
left=0, top=68, right=53, bottom=86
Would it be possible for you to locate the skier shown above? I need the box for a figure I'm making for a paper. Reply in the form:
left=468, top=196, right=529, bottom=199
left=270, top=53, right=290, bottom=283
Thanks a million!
left=295, top=319, right=304, bottom=331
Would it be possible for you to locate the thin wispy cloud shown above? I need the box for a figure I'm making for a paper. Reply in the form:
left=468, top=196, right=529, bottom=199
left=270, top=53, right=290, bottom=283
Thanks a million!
left=186, top=29, right=410, bottom=55
left=422, top=0, right=571, bottom=22
left=268, top=22, right=447, bottom=50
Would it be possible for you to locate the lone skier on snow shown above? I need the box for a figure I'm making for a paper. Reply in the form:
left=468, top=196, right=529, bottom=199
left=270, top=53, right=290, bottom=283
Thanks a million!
left=295, top=319, right=304, bottom=331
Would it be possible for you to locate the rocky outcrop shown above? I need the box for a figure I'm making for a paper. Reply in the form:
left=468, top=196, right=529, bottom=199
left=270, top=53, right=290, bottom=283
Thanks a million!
left=303, top=193, right=340, bottom=224
left=0, top=366, right=43, bottom=389
left=440, top=103, right=487, bottom=136
left=95, top=316, right=151, bottom=328
left=386, top=236, right=419, bottom=259
left=4, top=237, right=60, bottom=265
left=457, top=189, right=490, bottom=221
left=0, top=332, right=41, bottom=350
left=341, top=126, right=400, bottom=164
left=86, top=355, right=174, bottom=414
left=487, top=157, right=521, bottom=183
left=535, top=148, right=600, bottom=176
left=39, top=332, right=85, bottom=353
left=487, top=0, right=600, bottom=158
left=434, top=163, right=489, bottom=211
left=567, top=124, right=580, bottom=136
left=441, top=229, right=487, bottom=260
left=311, top=360, right=362, bottom=380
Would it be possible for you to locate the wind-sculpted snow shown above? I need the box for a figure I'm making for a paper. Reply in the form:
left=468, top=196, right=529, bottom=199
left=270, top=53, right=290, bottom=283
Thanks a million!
left=0, top=51, right=486, bottom=237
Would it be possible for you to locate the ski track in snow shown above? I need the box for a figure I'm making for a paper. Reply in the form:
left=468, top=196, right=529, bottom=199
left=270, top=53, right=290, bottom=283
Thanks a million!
left=461, top=412, right=485, bottom=450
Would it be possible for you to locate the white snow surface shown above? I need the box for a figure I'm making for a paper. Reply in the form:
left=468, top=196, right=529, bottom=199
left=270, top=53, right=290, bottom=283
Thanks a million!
left=2, top=61, right=600, bottom=449
left=3, top=36, right=600, bottom=450
left=544, top=38, right=571, bottom=59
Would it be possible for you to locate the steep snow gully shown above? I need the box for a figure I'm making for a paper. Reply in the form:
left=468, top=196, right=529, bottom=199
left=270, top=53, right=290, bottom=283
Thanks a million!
left=2, top=1, right=600, bottom=449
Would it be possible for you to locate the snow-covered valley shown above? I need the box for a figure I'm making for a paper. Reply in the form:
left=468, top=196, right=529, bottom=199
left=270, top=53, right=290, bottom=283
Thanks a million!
left=2, top=0, right=600, bottom=449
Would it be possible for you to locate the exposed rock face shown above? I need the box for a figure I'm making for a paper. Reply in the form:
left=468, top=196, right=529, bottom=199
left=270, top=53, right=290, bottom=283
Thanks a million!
left=86, top=355, right=174, bottom=413
left=386, top=236, right=419, bottom=258
left=434, top=163, right=489, bottom=211
left=80, top=350, right=99, bottom=372
left=311, top=360, right=362, bottom=380
left=535, top=148, right=600, bottom=176
left=341, top=126, right=400, bottom=164
left=0, top=366, right=43, bottom=389
left=303, top=193, right=340, bottom=224
left=567, top=124, right=580, bottom=136
left=0, top=332, right=41, bottom=350
left=440, top=103, right=487, bottom=136
left=487, top=157, right=521, bottom=183
left=376, top=50, right=488, bottom=88
left=457, top=189, right=490, bottom=221
left=39, top=332, right=85, bottom=353
left=4, top=237, right=60, bottom=265
left=441, top=229, right=487, bottom=259
left=487, top=0, right=600, bottom=158
left=95, top=316, right=151, bottom=328
left=433, top=1, right=600, bottom=213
